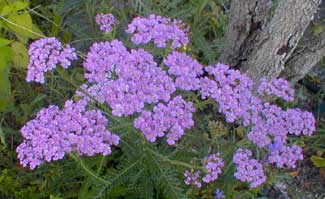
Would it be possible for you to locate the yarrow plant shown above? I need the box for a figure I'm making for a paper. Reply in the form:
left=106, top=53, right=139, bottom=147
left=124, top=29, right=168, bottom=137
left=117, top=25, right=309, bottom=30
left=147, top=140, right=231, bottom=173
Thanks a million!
left=26, top=37, right=77, bottom=83
left=17, top=100, right=120, bottom=169
left=18, top=13, right=316, bottom=198
left=95, top=13, right=116, bottom=33
left=125, top=14, right=189, bottom=49
left=233, top=149, right=267, bottom=188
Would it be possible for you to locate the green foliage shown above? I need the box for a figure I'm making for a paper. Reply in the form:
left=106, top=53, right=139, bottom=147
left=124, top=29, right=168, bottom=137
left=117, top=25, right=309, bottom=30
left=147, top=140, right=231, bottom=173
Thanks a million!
left=311, top=155, right=325, bottom=167
left=0, top=0, right=322, bottom=199
left=0, top=0, right=43, bottom=111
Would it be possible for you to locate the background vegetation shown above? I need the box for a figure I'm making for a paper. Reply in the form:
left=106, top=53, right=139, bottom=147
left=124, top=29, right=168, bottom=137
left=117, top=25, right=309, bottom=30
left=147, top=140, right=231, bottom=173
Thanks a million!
left=0, top=0, right=324, bottom=198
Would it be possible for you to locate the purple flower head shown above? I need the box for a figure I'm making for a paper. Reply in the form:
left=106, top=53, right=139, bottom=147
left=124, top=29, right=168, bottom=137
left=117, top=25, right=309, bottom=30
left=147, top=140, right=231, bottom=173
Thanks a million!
left=134, top=96, right=195, bottom=145
left=95, top=13, right=116, bottom=33
left=268, top=141, right=284, bottom=152
left=215, top=188, right=225, bottom=199
left=202, top=153, right=224, bottom=183
left=233, top=148, right=267, bottom=188
left=81, top=40, right=176, bottom=117
left=163, top=51, right=203, bottom=90
left=198, top=63, right=316, bottom=150
left=257, top=78, right=295, bottom=102
left=126, top=14, right=189, bottom=49
left=268, top=145, right=303, bottom=168
left=83, top=40, right=129, bottom=82
left=184, top=170, right=202, bottom=188
left=26, top=37, right=77, bottom=83
left=201, top=64, right=254, bottom=124
left=16, top=100, right=120, bottom=169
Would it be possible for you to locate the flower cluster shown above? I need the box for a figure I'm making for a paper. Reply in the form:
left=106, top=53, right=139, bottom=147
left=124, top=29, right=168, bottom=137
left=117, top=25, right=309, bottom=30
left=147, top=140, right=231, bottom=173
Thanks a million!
left=16, top=100, right=120, bottom=169
left=163, top=51, right=203, bottom=90
left=184, top=170, right=202, bottom=188
left=233, top=149, right=267, bottom=188
left=81, top=41, right=175, bottom=117
left=83, top=40, right=128, bottom=82
left=215, top=188, right=225, bottom=199
left=248, top=104, right=315, bottom=148
left=257, top=78, right=295, bottom=101
left=134, top=96, right=195, bottom=145
left=183, top=154, right=224, bottom=189
left=125, top=14, right=189, bottom=49
left=202, top=153, right=224, bottom=183
left=26, top=37, right=77, bottom=83
left=200, top=64, right=254, bottom=124
left=268, top=143, right=303, bottom=168
left=22, top=13, right=317, bottom=194
left=95, top=13, right=116, bottom=33
left=199, top=63, right=315, bottom=149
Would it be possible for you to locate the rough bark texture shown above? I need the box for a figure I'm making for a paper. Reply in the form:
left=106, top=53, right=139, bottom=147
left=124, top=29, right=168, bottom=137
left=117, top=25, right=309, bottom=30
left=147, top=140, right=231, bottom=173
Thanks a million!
left=281, top=6, right=325, bottom=84
left=281, top=32, right=325, bottom=83
left=221, top=0, right=322, bottom=83
left=219, top=0, right=273, bottom=67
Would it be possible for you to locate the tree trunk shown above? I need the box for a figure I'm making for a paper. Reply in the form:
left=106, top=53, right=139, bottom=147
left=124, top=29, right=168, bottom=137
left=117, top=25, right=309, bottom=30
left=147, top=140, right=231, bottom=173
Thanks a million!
left=220, top=0, right=323, bottom=84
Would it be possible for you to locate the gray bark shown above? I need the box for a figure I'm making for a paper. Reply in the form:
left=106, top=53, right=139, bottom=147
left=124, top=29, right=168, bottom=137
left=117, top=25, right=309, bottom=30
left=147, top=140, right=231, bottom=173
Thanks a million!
left=220, top=0, right=322, bottom=83
left=281, top=15, right=325, bottom=84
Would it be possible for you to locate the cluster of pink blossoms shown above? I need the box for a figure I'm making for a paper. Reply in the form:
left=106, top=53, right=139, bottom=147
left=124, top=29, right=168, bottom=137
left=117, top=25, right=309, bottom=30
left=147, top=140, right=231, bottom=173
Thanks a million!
left=184, top=170, right=202, bottom=188
left=198, top=63, right=315, bottom=172
left=184, top=153, right=224, bottom=187
left=26, top=37, right=77, bottom=83
left=268, top=142, right=303, bottom=169
left=16, top=100, right=120, bottom=169
left=125, top=14, right=189, bottom=49
left=233, top=149, right=267, bottom=188
left=163, top=51, right=203, bottom=90
left=95, top=13, right=116, bottom=33
left=257, top=77, right=295, bottom=101
left=134, top=96, right=195, bottom=145
left=80, top=40, right=175, bottom=117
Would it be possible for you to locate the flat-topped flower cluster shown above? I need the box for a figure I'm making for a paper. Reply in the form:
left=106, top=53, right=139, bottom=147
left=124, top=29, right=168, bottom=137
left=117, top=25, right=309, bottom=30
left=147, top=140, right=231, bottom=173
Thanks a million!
left=17, top=100, right=119, bottom=169
left=20, top=13, right=316, bottom=196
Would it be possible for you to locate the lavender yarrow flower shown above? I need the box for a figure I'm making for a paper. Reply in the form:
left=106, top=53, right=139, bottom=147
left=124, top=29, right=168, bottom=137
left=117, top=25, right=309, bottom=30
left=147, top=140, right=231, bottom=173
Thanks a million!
left=83, top=40, right=129, bottom=82
left=285, top=108, right=315, bottom=137
left=134, top=96, right=195, bottom=145
left=199, top=63, right=316, bottom=149
left=26, top=37, right=77, bottom=83
left=233, top=148, right=267, bottom=188
left=201, top=64, right=254, bottom=124
left=184, top=170, right=202, bottom=188
left=257, top=78, right=295, bottom=102
left=126, top=14, right=189, bottom=49
left=215, top=188, right=225, bottom=199
left=81, top=41, right=176, bottom=116
left=16, top=100, right=120, bottom=169
left=95, top=13, right=116, bottom=33
left=163, top=51, right=203, bottom=90
left=202, top=153, right=224, bottom=183
left=268, top=144, right=303, bottom=168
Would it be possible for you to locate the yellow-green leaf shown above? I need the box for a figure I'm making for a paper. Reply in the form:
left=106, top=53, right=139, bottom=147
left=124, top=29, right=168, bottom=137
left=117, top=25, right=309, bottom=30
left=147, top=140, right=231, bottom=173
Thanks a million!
left=311, top=155, right=325, bottom=168
left=0, top=46, right=12, bottom=111
left=0, top=38, right=12, bottom=47
left=1, top=1, right=28, bottom=15
left=6, top=13, right=34, bottom=39
left=0, top=0, right=8, bottom=13
left=11, top=41, right=28, bottom=68
left=31, top=24, right=44, bottom=38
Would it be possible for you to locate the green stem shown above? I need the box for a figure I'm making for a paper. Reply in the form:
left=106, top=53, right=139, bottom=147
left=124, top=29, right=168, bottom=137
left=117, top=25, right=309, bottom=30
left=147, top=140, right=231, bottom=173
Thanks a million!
left=194, top=98, right=214, bottom=109
left=96, top=155, right=106, bottom=175
left=70, top=153, right=110, bottom=185
left=146, top=147, right=201, bottom=170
